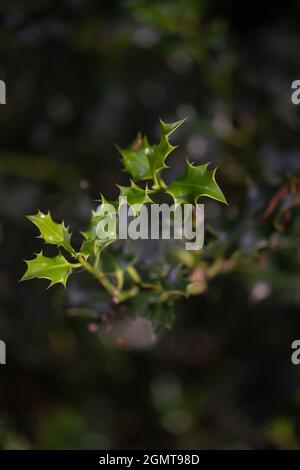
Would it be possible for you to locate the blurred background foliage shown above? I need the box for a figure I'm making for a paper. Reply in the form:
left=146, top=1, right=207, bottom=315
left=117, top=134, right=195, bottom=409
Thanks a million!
left=0, top=0, right=300, bottom=449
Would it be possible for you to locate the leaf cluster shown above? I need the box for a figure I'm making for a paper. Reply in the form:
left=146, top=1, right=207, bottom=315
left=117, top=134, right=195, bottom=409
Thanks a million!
left=21, top=119, right=227, bottom=331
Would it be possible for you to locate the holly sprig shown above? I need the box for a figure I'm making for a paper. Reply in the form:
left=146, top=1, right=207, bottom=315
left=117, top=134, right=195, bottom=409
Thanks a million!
left=21, top=118, right=227, bottom=321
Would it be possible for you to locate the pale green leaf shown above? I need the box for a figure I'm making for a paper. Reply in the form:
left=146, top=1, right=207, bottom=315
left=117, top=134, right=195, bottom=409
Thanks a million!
left=118, top=181, right=152, bottom=215
left=21, top=252, right=73, bottom=288
left=117, top=118, right=186, bottom=182
left=159, top=117, right=187, bottom=137
left=80, top=196, right=117, bottom=258
left=167, top=161, right=227, bottom=205
left=28, top=211, right=73, bottom=253
left=116, top=135, right=151, bottom=181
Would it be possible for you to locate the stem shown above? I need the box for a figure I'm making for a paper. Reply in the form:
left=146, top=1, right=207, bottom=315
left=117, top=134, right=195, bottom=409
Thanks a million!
left=126, top=265, right=142, bottom=284
left=116, top=270, right=124, bottom=290
left=153, top=173, right=160, bottom=189
left=118, top=286, right=139, bottom=302
left=94, top=251, right=100, bottom=270
left=77, top=255, right=117, bottom=297
left=158, top=176, right=167, bottom=189
left=152, top=174, right=167, bottom=191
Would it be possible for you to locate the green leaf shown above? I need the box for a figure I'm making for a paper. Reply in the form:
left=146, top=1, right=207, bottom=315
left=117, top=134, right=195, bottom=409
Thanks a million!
left=28, top=211, right=73, bottom=253
left=116, top=134, right=152, bottom=181
left=80, top=229, right=115, bottom=258
left=167, top=161, right=227, bottom=205
left=159, top=117, right=187, bottom=137
left=80, top=196, right=117, bottom=258
left=21, top=252, right=73, bottom=288
left=117, top=118, right=186, bottom=182
left=146, top=118, right=187, bottom=181
left=144, top=119, right=185, bottom=181
left=118, top=181, right=152, bottom=215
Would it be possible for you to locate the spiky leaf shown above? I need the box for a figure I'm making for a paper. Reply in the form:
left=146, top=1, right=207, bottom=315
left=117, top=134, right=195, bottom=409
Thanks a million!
left=21, top=252, right=73, bottom=288
left=144, top=119, right=185, bottom=180
left=118, top=181, right=152, bottom=215
left=167, top=161, right=227, bottom=205
left=116, top=135, right=151, bottom=181
left=80, top=197, right=117, bottom=257
left=117, top=118, right=186, bottom=181
left=159, top=118, right=187, bottom=136
left=28, top=211, right=73, bottom=253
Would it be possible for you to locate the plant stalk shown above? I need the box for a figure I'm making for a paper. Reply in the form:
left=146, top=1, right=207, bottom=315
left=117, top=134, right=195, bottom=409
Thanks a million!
left=77, top=255, right=117, bottom=297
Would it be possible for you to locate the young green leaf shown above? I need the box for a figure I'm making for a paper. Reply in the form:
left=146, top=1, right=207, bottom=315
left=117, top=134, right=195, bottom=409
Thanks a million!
left=116, top=135, right=152, bottom=181
left=145, top=118, right=187, bottom=181
left=117, top=118, right=186, bottom=182
left=167, top=161, right=227, bottom=205
left=80, top=236, right=115, bottom=259
left=80, top=197, right=117, bottom=257
left=144, top=119, right=184, bottom=180
left=21, top=252, right=73, bottom=288
left=28, top=211, right=73, bottom=253
left=159, top=117, right=187, bottom=137
left=118, top=181, right=152, bottom=215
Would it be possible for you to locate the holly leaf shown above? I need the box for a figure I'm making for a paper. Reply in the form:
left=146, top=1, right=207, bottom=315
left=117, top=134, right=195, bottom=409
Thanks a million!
left=159, top=118, right=187, bottom=136
left=28, top=211, right=73, bottom=253
left=116, top=134, right=151, bottom=181
left=80, top=235, right=115, bottom=259
left=117, top=118, right=186, bottom=181
left=118, top=181, right=152, bottom=215
left=145, top=118, right=185, bottom=180
left=167, top=161, right=227, bottom=205
left=80, top=196, right=117, bottom=258
left=21, top=252, right=73, bottom=288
